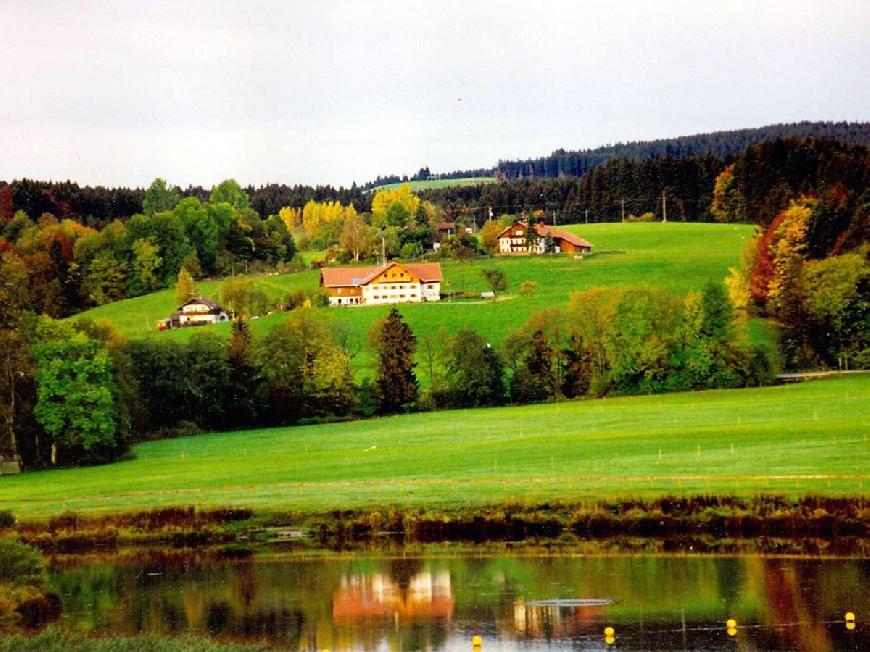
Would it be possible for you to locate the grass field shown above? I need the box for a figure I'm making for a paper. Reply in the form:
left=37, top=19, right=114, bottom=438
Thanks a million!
left=368, top=176, right=497, bottom=192
left=2, top=375, right=866, bottom=520
left=74, top=223, right=758, bottom=354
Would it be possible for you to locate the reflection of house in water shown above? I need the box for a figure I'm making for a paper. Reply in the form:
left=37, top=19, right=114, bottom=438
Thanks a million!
left=332, top=571, right=453, bottom=621
left=513, top=598, right=610, bottom=639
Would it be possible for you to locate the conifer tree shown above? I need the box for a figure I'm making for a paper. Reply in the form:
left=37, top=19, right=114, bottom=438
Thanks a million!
left=374, top=307, right=418, bottom=413
left=226, top=318, right=258, bottom=427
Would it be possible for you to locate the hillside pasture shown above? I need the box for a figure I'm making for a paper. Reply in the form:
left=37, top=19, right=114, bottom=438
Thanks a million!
left=74, top=224, right=757, bottom=354
left=368, top=176, right=497, bottom=192
left=1, top=375, right=866, bottom=519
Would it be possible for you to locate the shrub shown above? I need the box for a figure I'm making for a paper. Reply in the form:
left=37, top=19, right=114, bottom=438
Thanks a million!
left=0, top=538, right=47, bottom=589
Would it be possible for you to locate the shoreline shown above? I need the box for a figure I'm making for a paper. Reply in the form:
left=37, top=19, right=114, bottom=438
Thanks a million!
left=7, top=495, right=868, bottom=556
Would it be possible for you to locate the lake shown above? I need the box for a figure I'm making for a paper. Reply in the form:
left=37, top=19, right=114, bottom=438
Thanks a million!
left=46, top=551, right=867, bottom=650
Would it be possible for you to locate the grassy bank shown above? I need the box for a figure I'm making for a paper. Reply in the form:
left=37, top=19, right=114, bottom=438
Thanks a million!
left=0, top=627, right=269, bottom=652
left=8, top=497, right=869, bottom=557
left=2, top=375, right=867, bottom=520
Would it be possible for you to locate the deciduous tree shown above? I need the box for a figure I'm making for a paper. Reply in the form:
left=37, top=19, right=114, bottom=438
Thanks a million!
left=442, top=330, right=505, bottom=408
left=175, top=267, right=196, bottom=306
left=32, top=321, right=124, bottom=465
left=142, top=178, right=180, bottom=216
left=481, top=267, right=507, bottom=301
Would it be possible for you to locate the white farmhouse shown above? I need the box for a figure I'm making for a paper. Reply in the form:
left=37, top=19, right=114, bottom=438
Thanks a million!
left=320, top=261, right=442, bottom=306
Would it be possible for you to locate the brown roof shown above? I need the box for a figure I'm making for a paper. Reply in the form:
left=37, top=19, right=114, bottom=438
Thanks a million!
left=175, top=297, right=226, bottom=313
left=538, top=224, right=593, bottom=249
left=497, top=221, right=592, bottom=249
left=320, top=261, right=442, bottom=288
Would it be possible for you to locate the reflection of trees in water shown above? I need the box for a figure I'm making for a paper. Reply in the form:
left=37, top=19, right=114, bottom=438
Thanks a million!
left=760, top=560, right=833, bottom=651
left=47, top=554, right=869, bottom=650
left=389, top=557, right=423, bottom=593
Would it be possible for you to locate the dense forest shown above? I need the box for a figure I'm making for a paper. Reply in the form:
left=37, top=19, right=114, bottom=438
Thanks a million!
left=422, top=138, right=870, bottom=226
left=342, top=122, right=870, bottom=191
left=494, top=121, right=870, bottom=180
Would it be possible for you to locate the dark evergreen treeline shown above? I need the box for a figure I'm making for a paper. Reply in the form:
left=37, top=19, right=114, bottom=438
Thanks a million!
left=712, top=138, right=870, bottom=227
left=4, top=126, right=867, bottom=231
left=421, top=138, right=870, bottom=225
left=0, top=179, right=144, bottom=230
left=422, top=156, right=722, bottom=222
left=494, top=121, right=870, bottom=180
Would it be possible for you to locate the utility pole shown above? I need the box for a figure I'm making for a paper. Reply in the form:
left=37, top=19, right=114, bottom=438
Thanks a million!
left=662, top=190, right=668, bottom=223
left=552, top=209, right=557, bottom=226
left=584, top=208, right=589, bottom=224
left=621, top=198, right=625, bottom=223
left=381, top=236, right=386, bottom=266
left=5, top=357, right=17, bottom=461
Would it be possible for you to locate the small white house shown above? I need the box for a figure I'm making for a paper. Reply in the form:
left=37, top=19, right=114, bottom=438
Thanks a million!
left=157, top=297, right=230, bottom=330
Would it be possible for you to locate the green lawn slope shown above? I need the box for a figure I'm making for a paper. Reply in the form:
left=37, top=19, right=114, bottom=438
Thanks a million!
left=3, top=375, right=866, bottom=519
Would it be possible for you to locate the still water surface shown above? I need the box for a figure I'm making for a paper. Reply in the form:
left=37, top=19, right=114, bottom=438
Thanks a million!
left=49, top=552, right=867, bottom=650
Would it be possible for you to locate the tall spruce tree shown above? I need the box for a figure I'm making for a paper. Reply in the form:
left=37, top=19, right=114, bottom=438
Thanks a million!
left=226, top=318, right=258, bottom=427
left=375, top=307, right=418, bottom=413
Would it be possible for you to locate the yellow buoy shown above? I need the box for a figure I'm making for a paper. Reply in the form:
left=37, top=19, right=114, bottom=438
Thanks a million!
left=727, top=626, right=737, bottom=637
left=726, top=618, right=737, bottom=628
left=604, top=626, right=615, bottom=636
left=845, top=612, right=855, bottom=621
left=605, top=634, right=615, bottom=645
left=472, top=634, right=483, bottom=646
left=846, top=621, right=856, bottom=631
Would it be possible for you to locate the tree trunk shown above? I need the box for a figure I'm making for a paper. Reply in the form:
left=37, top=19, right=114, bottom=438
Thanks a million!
left=51, top=441, right=57, bottom=466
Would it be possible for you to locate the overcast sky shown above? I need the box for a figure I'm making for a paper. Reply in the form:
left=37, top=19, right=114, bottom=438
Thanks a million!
left=1, top=0, right=868, bottom=188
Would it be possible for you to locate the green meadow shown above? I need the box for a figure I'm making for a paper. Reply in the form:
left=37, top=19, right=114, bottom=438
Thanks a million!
left=367, top=176, right=497, bottom=191
left=74, top=223, right=758, bottom=353
left=2, top=375, right=866, bottom=519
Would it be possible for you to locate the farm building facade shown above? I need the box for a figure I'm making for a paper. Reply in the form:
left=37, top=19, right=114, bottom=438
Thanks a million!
left=498, top=221, right=592, bottom=255
left=320, top=261, right=442, bottom=306
left=157, top=297, right=230, bottom=330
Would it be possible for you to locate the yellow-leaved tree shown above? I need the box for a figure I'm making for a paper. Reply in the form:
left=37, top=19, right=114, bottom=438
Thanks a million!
left=278, top=207, right=301, bottom=232
left=767, top=199, right=813, bottom=308
left=302, top=200, right=356, bottom=239
left=370, top=183, right=421, bottom=228
left=710, top=164, right=741, bottom=222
